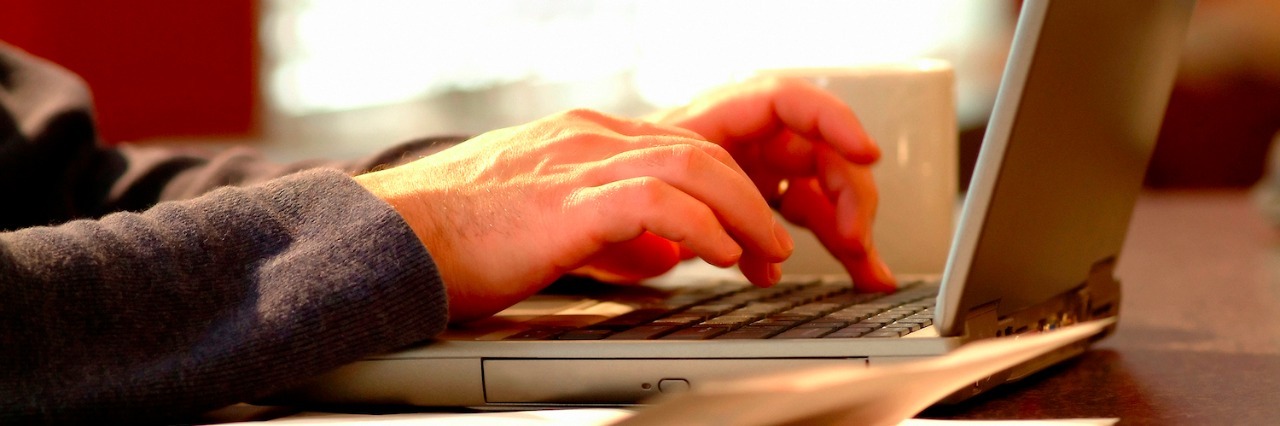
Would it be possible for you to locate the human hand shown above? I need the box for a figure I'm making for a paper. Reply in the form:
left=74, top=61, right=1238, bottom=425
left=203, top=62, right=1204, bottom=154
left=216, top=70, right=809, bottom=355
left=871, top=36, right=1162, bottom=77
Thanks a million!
left=647, top=77, right=897, bottom=292
left=355, top=110, right=794, bottom=322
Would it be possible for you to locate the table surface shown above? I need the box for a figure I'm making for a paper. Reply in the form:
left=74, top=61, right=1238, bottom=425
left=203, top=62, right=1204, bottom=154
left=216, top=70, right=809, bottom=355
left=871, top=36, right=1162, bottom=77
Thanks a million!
left=921, top=190, right=1280, bottom=425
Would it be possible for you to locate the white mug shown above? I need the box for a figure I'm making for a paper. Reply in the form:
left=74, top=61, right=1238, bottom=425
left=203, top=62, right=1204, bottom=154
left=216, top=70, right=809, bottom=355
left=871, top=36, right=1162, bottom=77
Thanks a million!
left=755, top=60, right=958, bottom=276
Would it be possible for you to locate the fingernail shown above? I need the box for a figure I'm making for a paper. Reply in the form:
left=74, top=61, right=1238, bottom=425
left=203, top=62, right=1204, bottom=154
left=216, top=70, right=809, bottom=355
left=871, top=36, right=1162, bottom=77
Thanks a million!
left=773, top=221, right=794, bottom=254
left=718, top=232, right=744, bottom=263
left=768, top=262, right=783, bottom=285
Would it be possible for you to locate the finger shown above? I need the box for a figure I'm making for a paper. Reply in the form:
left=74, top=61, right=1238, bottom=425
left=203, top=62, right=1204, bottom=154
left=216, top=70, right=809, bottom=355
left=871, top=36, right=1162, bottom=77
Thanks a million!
left=680, top=78, right=880, bottom=164
left=777, top=178, right=895, bottom=292
left=724, top=139, right=784, bottom=199
left=758, top=131, right=818, bottom=177
left=630, top=134, right=755, bottom=181
left=573, top=232, right=681, bottom=283
left=678, top=244, right=696, bottom=260
left=738, top=251, right=782, bottom=288
left=568, top=177, right=743, bottom=267
left=816, top=144, right=878, bottom=243
left=847, top=245, right=897, bottom=293
left=745, top=131, right=815, bottom=204
left=595, top=144, right=791, bottom=261
left=768, top=78, right=880, bottom=163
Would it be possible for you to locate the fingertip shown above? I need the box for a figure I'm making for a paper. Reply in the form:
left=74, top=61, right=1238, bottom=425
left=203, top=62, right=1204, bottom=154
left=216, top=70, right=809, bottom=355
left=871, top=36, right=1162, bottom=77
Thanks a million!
left=773, top=221, right=795, bottom=255
left=875, top=259, right=898, bottom=289
left=838, top=243, right=891, bottom=289
left=745, top=264, right=781, bottom=288
left=708, top=239, right=743, bottom=268
left=691, top=229, right=743, bottom=268
left=769, top=262, right=783, bottom=286
left=856, top=143, right=881, bottom=164
left=737, top=256, right=780, bottom=288
left=851, top=258, right=897, bottom=293
left=859, top=277, right=898, bottom=293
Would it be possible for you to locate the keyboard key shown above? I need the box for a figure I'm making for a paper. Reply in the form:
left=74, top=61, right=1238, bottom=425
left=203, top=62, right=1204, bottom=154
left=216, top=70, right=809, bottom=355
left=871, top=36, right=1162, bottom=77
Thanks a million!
left=863, top=329, right=905, bottom=338
left=687, top=303, right=743, bottom=316
left=803, top=318, right=852, bottom=327
left=855, top=318, right=892, bottom=328
left=825, top=326, right=875, bottom=338
left=662, top=326, right=731, bottom=340
left=897, top=317, right=933, bottom=326
left=773, top=326, right=838, bottom=339
left=772, top=313, right=818, bottom=321
left=556, top=329, right=613, bottom=340
left=585, top=309, right=668, bottom=331
left=606, top=325, right=679, bottom=340
left=715, top=326, right=787, bottom=339
left=887, top=322, right=922, bottom=333
left=753, top=317, right=807, bottom=327
left=651, top=314, right=706, bottom=325
left=828, top=310, right=875, bottom=321
left=867, top=312, right=906, bottom=322
left=789, top=302, right=844, bottom=316
left=505, top=327, right=569, bottom=340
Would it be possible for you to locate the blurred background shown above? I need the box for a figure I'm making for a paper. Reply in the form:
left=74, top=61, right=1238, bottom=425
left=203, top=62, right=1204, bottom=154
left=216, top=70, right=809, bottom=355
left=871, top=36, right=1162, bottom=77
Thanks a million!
left=2, top=0, right=1278, bottom=188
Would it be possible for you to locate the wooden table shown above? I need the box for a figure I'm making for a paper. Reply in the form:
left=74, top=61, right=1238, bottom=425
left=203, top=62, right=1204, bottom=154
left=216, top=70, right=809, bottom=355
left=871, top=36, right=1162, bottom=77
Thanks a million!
left=923, top=191, right=1280, bottom=424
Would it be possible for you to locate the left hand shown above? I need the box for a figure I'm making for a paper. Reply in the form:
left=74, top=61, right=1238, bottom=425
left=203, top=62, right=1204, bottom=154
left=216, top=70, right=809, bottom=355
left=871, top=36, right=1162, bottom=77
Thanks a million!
left=576, top=77, right=897, bottom=292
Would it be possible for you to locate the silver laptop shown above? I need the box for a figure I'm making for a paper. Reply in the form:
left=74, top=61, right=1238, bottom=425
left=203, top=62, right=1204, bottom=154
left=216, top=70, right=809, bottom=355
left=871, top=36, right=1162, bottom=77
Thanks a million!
left=282, top=0, right=1194, bottom=407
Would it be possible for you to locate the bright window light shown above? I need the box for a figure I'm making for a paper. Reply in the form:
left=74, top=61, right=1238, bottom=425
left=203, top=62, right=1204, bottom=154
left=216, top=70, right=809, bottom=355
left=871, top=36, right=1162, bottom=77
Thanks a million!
left=263, top=0, right=1008, bottom=117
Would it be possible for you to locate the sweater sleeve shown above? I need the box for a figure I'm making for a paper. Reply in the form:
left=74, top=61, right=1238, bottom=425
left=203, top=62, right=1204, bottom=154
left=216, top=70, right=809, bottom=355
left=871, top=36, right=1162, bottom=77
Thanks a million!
left=1, top=170, right=450, bottom=424
left=0, top=41, right=461, bottom=231
left=0, top=43, right=454, bottom=423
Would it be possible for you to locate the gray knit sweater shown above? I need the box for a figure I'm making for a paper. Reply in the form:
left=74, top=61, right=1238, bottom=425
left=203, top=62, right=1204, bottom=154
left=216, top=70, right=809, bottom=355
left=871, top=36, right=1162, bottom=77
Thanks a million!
left=0, top=43, right=453, bottom=424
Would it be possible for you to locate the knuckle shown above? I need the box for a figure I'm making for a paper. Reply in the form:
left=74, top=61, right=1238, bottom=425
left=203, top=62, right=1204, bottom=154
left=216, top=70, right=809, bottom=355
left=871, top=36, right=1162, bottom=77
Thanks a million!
left=559, top=108, right=611, bottom=124
left=756, top=75, right=791, bottom=91
left=664, top=143, right=701, bottom=163
left=758, top=75, right=812, bottom=98
left=654, top=144, right=705, bottom=177
left=587, top=180, right=665, bottom=243
left=627, top=177, right=668, bottom=208
left=700, top=142, right=734, bottom=164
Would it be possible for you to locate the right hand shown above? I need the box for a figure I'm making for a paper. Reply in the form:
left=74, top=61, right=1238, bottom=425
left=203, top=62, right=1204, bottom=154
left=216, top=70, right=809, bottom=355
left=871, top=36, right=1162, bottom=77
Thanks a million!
left=355, top=109, right=794, bottom=322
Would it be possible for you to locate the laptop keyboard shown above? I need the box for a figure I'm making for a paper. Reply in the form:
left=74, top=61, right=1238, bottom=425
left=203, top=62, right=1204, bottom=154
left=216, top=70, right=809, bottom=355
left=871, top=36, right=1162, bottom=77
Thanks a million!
left=503, top=279, right=937, bottom=341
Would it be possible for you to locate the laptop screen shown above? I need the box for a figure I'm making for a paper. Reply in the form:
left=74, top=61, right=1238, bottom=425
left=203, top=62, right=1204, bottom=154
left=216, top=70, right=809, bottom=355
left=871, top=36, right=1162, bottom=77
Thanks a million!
left=935, top=0, right=1195, bottom=336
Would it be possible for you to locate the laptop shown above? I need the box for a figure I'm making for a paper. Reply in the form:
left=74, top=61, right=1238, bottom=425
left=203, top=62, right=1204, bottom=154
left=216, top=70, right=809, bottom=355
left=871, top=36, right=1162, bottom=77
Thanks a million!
left=282, top=0, right=1195, bottom=408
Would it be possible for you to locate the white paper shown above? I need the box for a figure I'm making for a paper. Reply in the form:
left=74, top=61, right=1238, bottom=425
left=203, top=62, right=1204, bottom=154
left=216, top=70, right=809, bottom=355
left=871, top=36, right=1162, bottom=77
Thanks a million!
left=903, top=420, right=1117, bottom=426
left=615, top=319, right=1116, bottom=426
left=223, top=408, right=635, bottom=426
left=229, top=411, right=1115, bottom=426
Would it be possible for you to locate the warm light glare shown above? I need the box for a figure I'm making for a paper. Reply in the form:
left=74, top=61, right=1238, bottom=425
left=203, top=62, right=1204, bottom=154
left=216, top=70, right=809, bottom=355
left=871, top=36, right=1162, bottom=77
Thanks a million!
left=264, top=0, right=1005, bottom=115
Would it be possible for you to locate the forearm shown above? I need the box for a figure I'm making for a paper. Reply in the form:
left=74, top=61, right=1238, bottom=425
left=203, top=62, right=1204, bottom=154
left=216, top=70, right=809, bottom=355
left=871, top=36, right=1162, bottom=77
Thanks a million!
left=0, top=169, right=448, bottom=424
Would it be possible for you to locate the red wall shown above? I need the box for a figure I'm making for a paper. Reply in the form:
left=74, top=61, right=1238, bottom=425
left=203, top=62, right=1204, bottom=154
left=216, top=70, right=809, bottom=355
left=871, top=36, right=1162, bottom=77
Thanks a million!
left=0, top=1, right=259, bottom=143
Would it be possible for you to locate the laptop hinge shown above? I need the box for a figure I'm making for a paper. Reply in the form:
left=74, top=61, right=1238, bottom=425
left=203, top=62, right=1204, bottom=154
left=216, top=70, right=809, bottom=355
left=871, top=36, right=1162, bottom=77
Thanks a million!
left=1080, top=256, right=1122, bottom=322
left=960, top=301, right=1000, bottom=343
left=945, top=258, right=1124, bottom=403
left=961, top=256, right=1123, bottom=342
